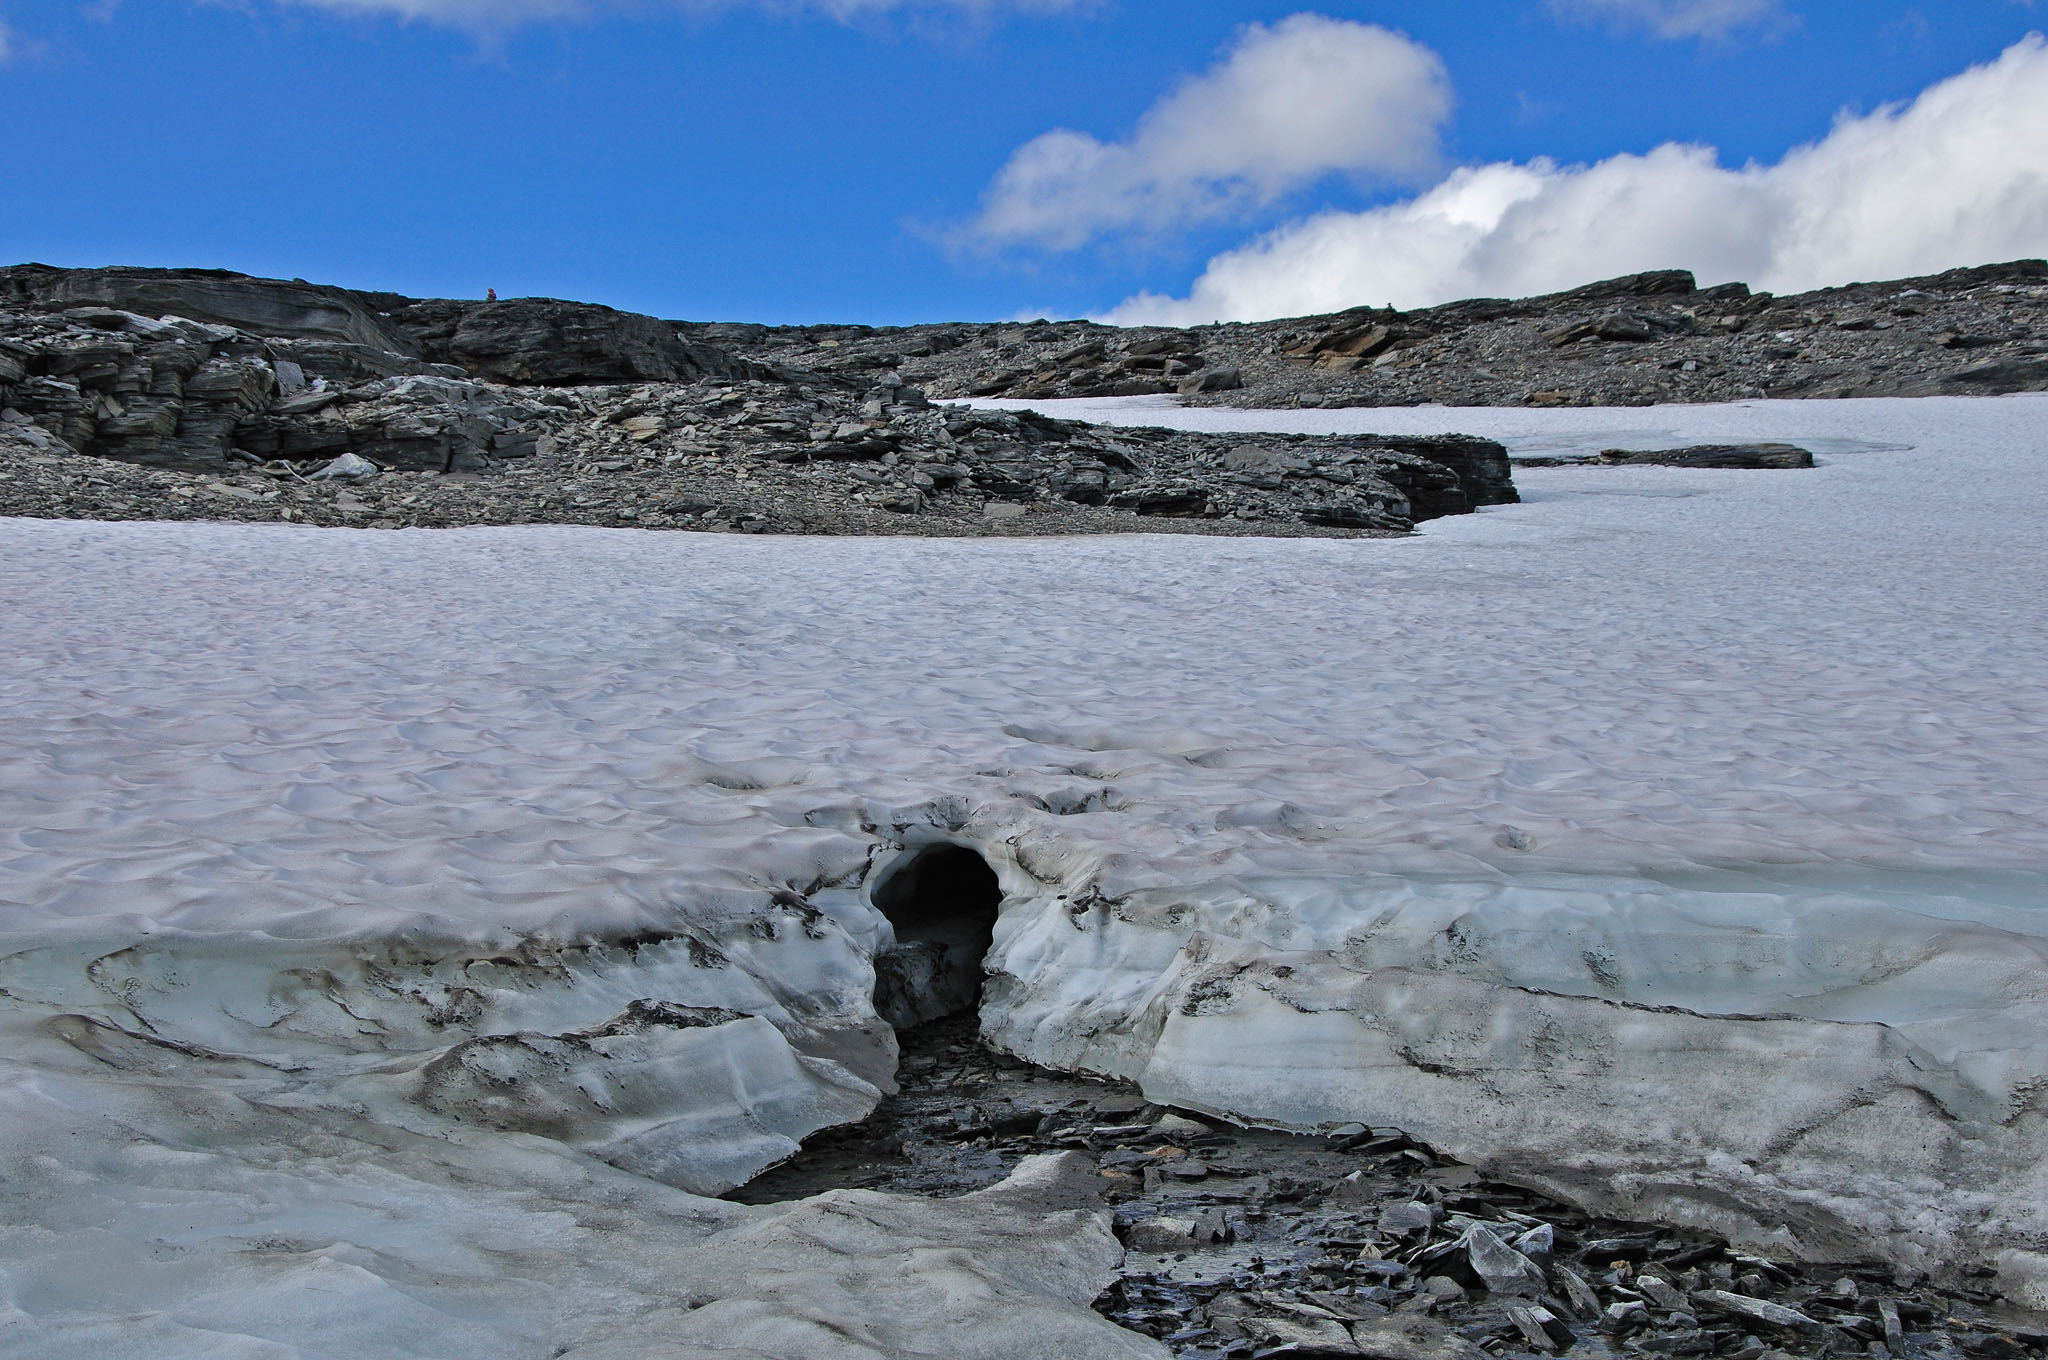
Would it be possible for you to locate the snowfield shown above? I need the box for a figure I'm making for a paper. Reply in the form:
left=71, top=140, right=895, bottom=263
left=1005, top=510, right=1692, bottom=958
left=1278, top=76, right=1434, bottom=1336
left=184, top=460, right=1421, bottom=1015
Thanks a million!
left=1, top=393, right=2045, bottom=1354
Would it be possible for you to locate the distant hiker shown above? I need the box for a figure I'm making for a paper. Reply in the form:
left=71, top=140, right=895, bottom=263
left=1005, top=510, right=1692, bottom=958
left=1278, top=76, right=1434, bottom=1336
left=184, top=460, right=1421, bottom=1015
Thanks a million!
left=486, top=288, right=498, bottom=302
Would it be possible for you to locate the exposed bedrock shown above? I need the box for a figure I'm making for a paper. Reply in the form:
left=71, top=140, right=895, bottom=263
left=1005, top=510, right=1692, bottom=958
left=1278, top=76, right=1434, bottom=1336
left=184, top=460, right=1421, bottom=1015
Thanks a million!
left=834, top=259, right=2048, bottom=408
left=1596, top=441, right=1817, bottom=468
left=396, top=295, right=774, bottom=387
left=0, top=263, right=420, bottom=352
left=0, top=265, right=1516, bottom=534
left=0, top=264, right=777, bottom=386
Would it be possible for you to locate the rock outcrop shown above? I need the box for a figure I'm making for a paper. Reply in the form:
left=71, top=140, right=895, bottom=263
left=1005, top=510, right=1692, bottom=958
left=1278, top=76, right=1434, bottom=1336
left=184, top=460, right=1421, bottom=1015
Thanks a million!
left=392, top=295, right=775, bottom=387
left=11, top=254, right=2042, bottom=536
left=726, top=261, right=2048, bottom=409
left=0, top=263, right=418, bottom=351
left=1596, top=443, right=1817, bottom=469
left=0, top=284, right=530, bottom=473
left=1516, top=442, right=1821, bottom=469
left=0, top=268, right=1517, bottom=535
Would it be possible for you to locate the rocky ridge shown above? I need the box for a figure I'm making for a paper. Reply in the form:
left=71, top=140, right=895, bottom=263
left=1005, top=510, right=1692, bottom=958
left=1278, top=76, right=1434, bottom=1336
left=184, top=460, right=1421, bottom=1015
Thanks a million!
left=724, top=261, right=2048, bottom=409
left=0, top=264, right=1514, bottom=537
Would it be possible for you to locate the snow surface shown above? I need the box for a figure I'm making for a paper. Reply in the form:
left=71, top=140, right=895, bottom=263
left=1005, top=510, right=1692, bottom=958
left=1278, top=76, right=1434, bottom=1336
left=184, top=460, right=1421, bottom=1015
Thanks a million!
left=2, top=394, right=2046, bottom=1354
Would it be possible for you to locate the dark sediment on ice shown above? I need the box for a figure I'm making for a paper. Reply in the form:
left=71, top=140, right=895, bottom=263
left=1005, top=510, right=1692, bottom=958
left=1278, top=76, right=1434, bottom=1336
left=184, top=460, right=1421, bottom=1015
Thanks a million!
left=736, top=1015, right=2048, bottom=1360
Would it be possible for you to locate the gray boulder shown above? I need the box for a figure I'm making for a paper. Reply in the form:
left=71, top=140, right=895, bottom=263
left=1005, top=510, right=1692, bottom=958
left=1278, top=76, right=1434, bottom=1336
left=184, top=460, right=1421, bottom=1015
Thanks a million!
left=1597, top=443, right=1815, bottom=469
left=1178, top=365, right=1243, bottom=395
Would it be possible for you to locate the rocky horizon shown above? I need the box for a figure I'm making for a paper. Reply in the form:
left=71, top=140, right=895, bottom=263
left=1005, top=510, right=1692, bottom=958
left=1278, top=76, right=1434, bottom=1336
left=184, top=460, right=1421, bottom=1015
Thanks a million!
left=1, top=260, right=1523, bottom=538
left=708, top=258, right=2048, bottom=409
left=9, top=255, right=2047, bottom=409
left=2, top=257, right=2041, bottom=539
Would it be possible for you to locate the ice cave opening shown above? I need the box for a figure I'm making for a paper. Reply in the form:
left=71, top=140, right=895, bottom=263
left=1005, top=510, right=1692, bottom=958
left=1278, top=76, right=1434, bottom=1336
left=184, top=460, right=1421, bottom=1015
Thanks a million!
left=869, top=844, right=1002, bottom=1031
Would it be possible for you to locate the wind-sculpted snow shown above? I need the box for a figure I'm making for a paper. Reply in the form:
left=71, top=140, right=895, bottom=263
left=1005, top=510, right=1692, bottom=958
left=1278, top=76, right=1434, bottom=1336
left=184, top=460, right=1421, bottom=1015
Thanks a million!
left=1, top=394, right=2046, bottom=1352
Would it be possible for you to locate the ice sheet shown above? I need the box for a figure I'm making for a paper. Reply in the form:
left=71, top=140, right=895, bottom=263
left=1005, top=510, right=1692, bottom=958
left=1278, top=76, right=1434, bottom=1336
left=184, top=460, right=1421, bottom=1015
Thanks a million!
left=3, top=393, right=2047, bottom=1347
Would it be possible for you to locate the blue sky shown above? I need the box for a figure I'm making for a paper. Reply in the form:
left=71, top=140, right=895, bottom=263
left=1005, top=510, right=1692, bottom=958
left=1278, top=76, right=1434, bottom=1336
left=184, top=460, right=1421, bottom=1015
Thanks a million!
left=1, top=1, right=2043, bottom=323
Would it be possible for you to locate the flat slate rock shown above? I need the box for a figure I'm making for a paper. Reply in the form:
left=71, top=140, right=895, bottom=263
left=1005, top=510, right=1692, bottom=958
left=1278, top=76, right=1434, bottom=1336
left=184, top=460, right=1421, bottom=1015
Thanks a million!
left=735, top=1014, right=2045, bottom=1360
left=1595, top=442, right=1817, bottom=468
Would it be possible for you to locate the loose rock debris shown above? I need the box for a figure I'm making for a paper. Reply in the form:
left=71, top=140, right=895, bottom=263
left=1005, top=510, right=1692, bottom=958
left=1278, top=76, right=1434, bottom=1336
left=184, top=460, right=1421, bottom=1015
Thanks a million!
left=736, top=1015, right=2048, bottom=1360
left=0, top=264, right=1515, bottom=537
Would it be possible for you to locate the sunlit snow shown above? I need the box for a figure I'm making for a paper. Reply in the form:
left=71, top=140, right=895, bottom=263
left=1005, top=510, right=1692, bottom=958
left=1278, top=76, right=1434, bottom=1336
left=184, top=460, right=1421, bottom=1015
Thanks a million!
left=2, top=394, right=2045, bottom=1353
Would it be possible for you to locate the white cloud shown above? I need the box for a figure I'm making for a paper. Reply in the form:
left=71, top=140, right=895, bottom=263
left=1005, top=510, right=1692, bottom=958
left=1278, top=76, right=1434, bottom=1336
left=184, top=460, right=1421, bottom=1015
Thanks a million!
left=1551, top=0, right=1790, bottom=40
left=269, top=0, right=1084, bottom=29
left=961, top=14, right=1452, bottom=251
left=1112, top=34, right=2048, bottom=324
left=0, top=19, right=14, bottom=64
left=274, top=0, right=583, bottom=22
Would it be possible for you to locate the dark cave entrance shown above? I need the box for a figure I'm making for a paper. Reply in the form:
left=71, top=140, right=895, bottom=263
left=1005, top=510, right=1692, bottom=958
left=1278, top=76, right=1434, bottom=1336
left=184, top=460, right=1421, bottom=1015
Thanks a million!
left=870, top=844, right=1002, bottom=1031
